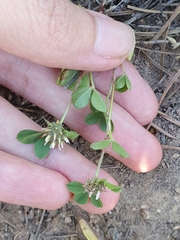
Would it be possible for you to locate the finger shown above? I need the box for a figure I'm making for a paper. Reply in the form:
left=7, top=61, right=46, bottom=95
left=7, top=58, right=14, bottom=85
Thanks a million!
left=0, top=150, right=71, bottom=210
left=0, top=52, right=162, bottom=172
left=0, top=50, right=157, bottom=126
left=0, top=0, right=135, bottom=71
left=0, top=98, right=119, bottom=214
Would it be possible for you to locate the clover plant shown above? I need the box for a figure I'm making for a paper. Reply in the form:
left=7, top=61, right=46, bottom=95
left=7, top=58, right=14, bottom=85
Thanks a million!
left=17, top=64, right=132, bottom=208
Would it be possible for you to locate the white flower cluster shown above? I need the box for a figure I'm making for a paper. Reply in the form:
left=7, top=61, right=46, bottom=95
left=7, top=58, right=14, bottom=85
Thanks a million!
left=83, top=178, right=105, bottom=200
left=42, top=120, right=70, bottom=150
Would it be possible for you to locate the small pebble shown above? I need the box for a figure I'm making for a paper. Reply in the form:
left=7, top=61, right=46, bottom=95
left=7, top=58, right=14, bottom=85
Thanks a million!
left=176, top=108, right=180, bottom=116
left=173, top=225, right=180, bottom=230
left=173, top=153, right=179, bottom=159
left=172, top=205, right=178, bottom=212
left=175, top=188, right=180, bottom=194
left=59, top=212, right=66, bottom=218
left=140, top=209, right=149, bottom=219
left=156, top=209, right=161, bottom=213
left=129, top=181, right=135, bottom=188
left=140, top=204, right=148, bottom=209
left=174, top=196, right=180, bottom=202
left=49, top=209, right=58, bottom=217
left=64, top=216, right=72, bottom=223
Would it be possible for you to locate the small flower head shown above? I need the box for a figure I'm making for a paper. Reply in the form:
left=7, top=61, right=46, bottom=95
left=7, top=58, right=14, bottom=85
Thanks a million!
left=83, top=177, right=106, bottom=199
left=42, top=120, right=70, bottom=150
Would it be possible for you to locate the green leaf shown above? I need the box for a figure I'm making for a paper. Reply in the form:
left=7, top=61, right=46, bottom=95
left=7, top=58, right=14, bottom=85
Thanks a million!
left=90, top=195, right=103, bottom=208
left=57, top=69, right=79, bottom=90
left=72, top=86, right=88, bottom=101
left=85, top=111, right=103, bottom=125
left=74, top=192, right=89, bottom=205
left=115, top=75, right=131, bottom=92
left=90, top=140, right=111, bottom=150
left=99, top=114, right=107, bottom=132
left=34, top=137, right=51, bottom=159
left=104, top=182, right=122, bottom=193
left=67, top=79, right=79, bottom=91
left=79, top=74, right=90, bottom=88
left=17, top=130, right=42, bottom=144
left=90, top=102, right=98, bottom=112
left=72, top=87, right=92, bottom=109
left=125, top=75, right=131, bottom=90
left=64, top=130, right=79, bottom=140
left=112, top=141, right=129, bottom=158
left=116, top=85, right=128, bottom=93
left=115, top=75, right=126, bottom=89
left=110, top=120, right=114, bottom=133
left=85, top=111, right=107, bottom=132
left=67, top=182, right=84, bottom=194
left=90, top=90, right=107, bottom=113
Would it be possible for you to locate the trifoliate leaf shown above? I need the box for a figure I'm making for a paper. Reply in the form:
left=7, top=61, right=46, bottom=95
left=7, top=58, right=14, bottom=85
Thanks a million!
left=90, top=140, right=111, bottom=150
left=90, top=90, right=107, bottom=113
left=79, top=219, right=99, bottom=240
left=104, top=182, right=122, bottom=193
left=90, top=195, right=103, bottom=208
left=112, top=141, right=129, bottom=158
left=72, top=87, right=92, bottom=109
left=17, top=130, right=42, bottom=144
left=67, top=182, right=84, bottom=194
left=115, top=75, right=131, bottom=92
left=34, top=137, right=51, bottom=159
left=74, top=192, right=89, bottom=204
left=64, top=130, right=79, bottom=140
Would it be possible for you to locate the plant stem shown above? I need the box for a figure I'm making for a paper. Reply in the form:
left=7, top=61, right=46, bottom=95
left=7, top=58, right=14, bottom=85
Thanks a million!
left=121, top=63, right=125, bottom=74
left=89, top=72, right=95, bottom=89
left=107, top=70, right=116, bottom=137
left=59, top=101, right=72, bottom=124
left=95, top=70, right=116, bottom=178
left=95, top=149, right=105, bottom=178
left=106, top=78, right=113, bottom=106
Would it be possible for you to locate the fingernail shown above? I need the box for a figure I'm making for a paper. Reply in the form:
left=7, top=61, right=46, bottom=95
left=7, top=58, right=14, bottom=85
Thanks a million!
left=94, top=14, right=135, bottom=59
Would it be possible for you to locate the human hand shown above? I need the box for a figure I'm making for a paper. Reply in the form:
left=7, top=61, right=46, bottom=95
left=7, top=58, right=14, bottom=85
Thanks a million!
left=0, top=0, right=162, bottom=214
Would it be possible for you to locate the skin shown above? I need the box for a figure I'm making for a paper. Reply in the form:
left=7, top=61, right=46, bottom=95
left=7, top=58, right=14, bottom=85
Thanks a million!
left=0, top=0, right=162, bottom=214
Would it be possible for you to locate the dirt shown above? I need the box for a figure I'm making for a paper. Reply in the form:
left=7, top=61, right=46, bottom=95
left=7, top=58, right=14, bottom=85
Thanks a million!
left=0, top=1, right=180, bottom=240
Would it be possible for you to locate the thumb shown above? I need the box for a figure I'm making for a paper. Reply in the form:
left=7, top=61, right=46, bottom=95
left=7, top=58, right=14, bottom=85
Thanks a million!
left=0, top=0, right=135, bottom=71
